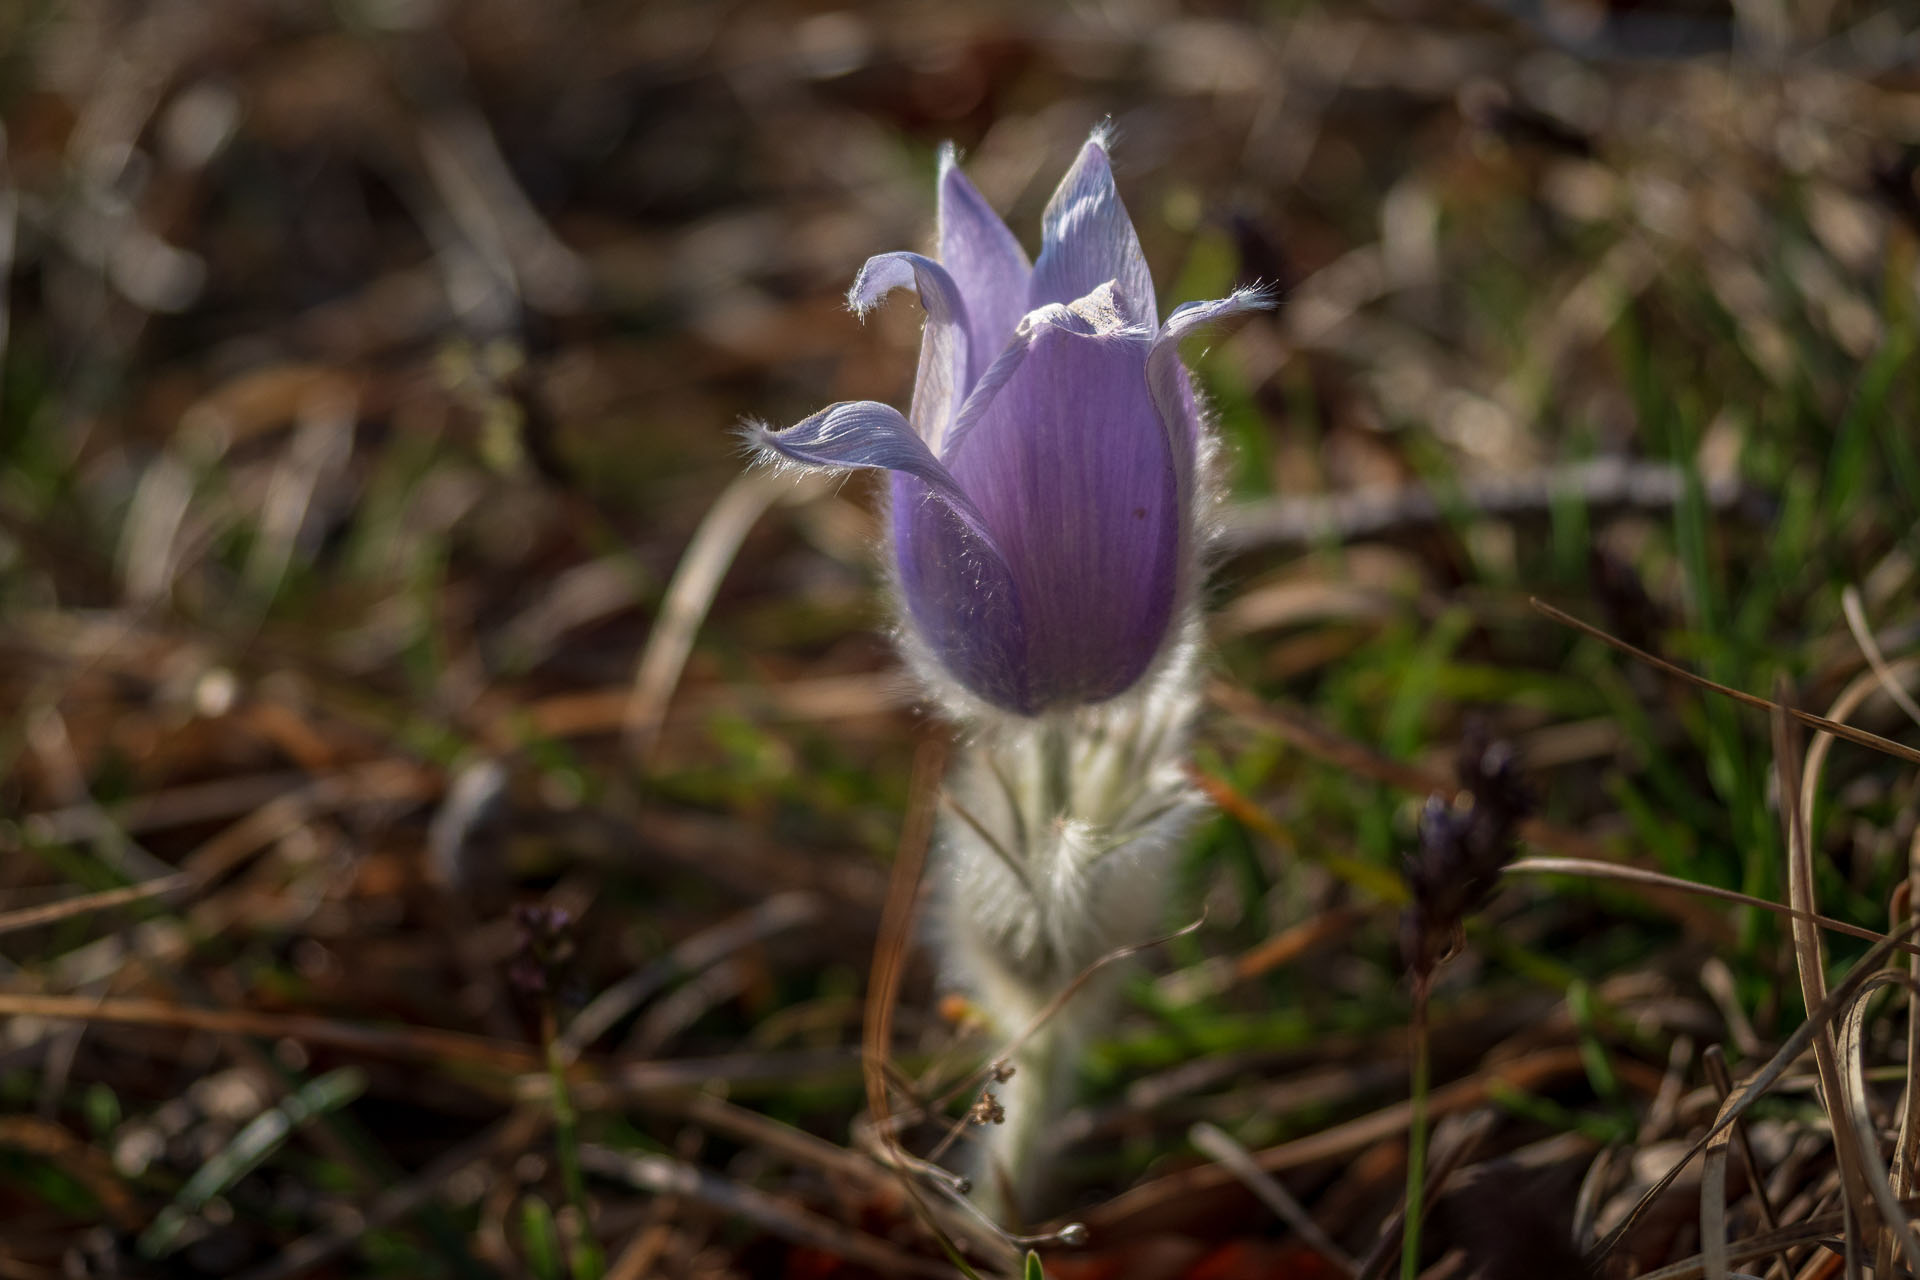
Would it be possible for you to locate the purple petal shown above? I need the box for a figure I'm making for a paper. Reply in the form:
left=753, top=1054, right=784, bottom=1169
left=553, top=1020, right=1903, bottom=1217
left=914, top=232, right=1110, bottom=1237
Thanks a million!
left=940, top=294, right=1178, bottom=709
left=1147, top=287, right=1276, bottom=504
left=848, top=251, right=970, bottom=451
left=750, top=400, right=998, bottom=553
left=1027, top=132, right=1156, bottom=330
left=890, top=472, right=1032, bottom=713
left=937, top=147, right=1031, bottom=386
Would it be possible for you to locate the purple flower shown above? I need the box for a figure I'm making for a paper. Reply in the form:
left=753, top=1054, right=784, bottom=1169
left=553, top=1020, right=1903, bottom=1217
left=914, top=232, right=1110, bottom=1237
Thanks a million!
left=754, top=131, right=1266, bottom=716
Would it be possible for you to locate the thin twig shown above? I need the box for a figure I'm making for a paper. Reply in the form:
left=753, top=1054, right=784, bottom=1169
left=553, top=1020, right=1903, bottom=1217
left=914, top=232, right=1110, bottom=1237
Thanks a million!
left=1219, top=458, right=1755, bottom=552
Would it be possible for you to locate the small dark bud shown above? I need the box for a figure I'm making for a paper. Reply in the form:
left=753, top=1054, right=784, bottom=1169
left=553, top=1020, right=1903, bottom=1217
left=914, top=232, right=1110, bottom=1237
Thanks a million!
left=1401, top=721, right=1534, bottom=982
left=508, top=903, right=577, bottom=995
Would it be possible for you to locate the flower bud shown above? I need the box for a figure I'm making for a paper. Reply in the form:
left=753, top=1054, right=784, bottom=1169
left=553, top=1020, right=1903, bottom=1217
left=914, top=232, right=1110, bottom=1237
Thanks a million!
left=754, top=131, right=1266, bottom=716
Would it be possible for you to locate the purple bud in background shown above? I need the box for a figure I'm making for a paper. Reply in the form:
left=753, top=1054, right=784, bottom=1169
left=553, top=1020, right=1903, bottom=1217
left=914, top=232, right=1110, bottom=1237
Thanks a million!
left=755, top=131, right=1266, bottom=716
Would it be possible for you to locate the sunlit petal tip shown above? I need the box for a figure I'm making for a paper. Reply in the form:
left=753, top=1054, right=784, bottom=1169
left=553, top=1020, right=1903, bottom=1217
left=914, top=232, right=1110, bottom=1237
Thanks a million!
left=845, top=251, right=919, bottom=316
left=1157, top=285, right=1277, bottom=343
left=1030, top=128, right=1156, bottom=328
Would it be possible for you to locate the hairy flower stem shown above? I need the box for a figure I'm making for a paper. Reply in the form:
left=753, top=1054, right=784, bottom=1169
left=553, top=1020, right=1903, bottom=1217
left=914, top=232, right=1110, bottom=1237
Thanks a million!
left=938, top=668, right=1203, bottom=1218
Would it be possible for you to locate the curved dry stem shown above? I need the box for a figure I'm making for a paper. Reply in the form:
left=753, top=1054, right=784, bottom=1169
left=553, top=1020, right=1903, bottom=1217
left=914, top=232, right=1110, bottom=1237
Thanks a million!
left=1531, top=599, right=1920, bottom=766
left=1699, top=1077, right=1740, bottom=1280
left=1840, top=586, right=1920, bottom=731
left=1774, top=693, right=1876, bottom=1245
left=1839, top=972, right=1920, bottom=1276
left=625, top=470, right=798, bottom=766
left=1586, top=916, right=1920, bottom=1267
left=1504, top=857, right=1920, bottom=956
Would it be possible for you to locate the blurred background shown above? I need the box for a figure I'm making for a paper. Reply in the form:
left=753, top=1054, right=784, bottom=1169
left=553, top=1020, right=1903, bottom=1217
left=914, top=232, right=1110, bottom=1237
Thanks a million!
left=5, top=0, right=1920, bottom=1276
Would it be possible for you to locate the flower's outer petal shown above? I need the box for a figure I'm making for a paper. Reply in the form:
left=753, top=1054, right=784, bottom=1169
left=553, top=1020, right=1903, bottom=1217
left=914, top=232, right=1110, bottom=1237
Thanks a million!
left=750, top=400, right=1000, bottom=553
left=754, top=400, right=1033, bottom=710
left=1027, top=132, right=1156, bottom=330
left=890, top=471, right=1033, bottom=714
left=1147, top=287, right=1276, bottom=506
left=944, top=292, right=1178, bottom=709
left=848, top=251, right=970, bottom=450
left=938, top=146, right=1031, bottom=385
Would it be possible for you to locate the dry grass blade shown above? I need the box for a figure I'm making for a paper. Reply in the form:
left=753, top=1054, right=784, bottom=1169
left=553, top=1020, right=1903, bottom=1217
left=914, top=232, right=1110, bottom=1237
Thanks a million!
left=1531, top=600, right=1920, bottom=766
left=1088, top=1045, right=1649, bottom=1235
left=929, top=912, right=1209, bottom=1120
left=0, top=873, right=190, bottom=937
left=236, top=1106, right=551, bottom=1280
left=1190, top=1122, right=1358, bottom=1274
left=1503, top=857, right=1916, bottom=954
left=624, top=470, right=791, bottom=766
left=0, top=993, right=541, bottom=1073
left=1632, top=1200, right=1920, bottom=1280
left=855, top=739, right=1006, bottom=1275
left=1840, top=586, right=1920, bottom=730
left=1701, top=1079, right=1742, bottom=1280
left=560, top=890, right=823, bottom=1058
left=1775, top=685, right=1876, bottom=1264
left=1586, top=915, right=1920, bottom=1267
left=1210, top=681, right=1725, bottom=939
left=579, top=1145, right=955, bottom=1280
left=1839, top=971, right=1920, bottom=1276
left=1702, top=1046, right=1779, bottom=1234
left=1896, top=830, right=1920, bottom=1240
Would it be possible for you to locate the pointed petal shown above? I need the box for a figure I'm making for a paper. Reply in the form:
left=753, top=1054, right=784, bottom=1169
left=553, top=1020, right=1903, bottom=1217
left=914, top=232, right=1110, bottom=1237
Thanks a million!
left=938, top=146, right=1031, bottom=384
left=1027, top=132, right=1156, bottom=329
left=942, top=299, right=1179, bottom=709
left=848, top=251, right=971, bottom=450
left=1147, top=287, right=1276, bottom=501
left=750, top=400, right=1000, bottom=553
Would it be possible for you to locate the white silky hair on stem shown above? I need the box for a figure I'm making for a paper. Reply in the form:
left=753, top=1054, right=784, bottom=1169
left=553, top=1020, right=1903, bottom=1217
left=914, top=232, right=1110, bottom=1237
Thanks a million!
left=933, top=644, right=1205, bottom=1219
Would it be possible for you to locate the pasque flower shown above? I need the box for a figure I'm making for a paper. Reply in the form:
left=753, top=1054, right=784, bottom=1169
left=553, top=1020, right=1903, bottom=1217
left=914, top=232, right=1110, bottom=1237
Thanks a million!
left=753, top=131, right=1267, bottom=1216
left=754, top=130, right=1265, bottom=716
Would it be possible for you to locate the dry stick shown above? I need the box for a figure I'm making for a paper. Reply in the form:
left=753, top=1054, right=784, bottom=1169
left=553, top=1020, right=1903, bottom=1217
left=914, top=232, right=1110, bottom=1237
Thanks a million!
left=1217, top=459, right=1752, bottom=553
left=1190, top=1122, right=1358, bottom=1276
left=0, top=873, right=190, bottom=938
